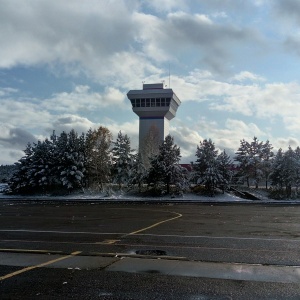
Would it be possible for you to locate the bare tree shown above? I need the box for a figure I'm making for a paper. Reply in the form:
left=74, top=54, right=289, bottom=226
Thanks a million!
left=140, top=124, right=161, bottom=169
left=85, top=126, right=112, bottom=190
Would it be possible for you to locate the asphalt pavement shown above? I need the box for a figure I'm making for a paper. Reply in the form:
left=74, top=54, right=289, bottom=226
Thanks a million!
left=1, top=199, right=300, bottom=299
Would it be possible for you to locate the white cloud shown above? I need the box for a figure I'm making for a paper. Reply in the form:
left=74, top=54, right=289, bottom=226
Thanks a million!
left=231, top=71, right=265, bottom=82
left=50, top=114, right=95, bottom=135
left=44, top=85, right=126, bottom=113
left=145, top=0, right=187, bottom=13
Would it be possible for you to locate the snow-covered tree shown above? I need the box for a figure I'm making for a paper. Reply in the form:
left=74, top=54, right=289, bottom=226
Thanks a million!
left=147, top=135, right=187, bottom=194
left=85, top=126, right=112, bottom=190
left=234, top=138, right=251, bottom=186
left=217, top=150, right=233, bottom=193
left=235, top=137, right=272, bottom=188
left=270, top=148, right=284, bottom=190
left=270, top=147, right=298, bottom=197
left=261, top=140, right=274, bottom=189
left=56, top=130, right=86, bottom=191
left=111, top=131, right=135, bottom=188
left=27, top=139, right=56, bottom=190
left=0, top=164, right=17, bottom=183
left=9, top=143, right=35, bottom=193
left=192, top=139, right=221, bottom=196
left=128, top=152, right=147, bottom=192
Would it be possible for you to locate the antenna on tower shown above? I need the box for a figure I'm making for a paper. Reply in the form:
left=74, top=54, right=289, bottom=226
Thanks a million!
left=168, top=63, right=171, bottom=88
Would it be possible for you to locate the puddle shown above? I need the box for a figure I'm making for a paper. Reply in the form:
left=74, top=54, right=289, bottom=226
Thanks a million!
left=135, top=250, right=167, bottom=256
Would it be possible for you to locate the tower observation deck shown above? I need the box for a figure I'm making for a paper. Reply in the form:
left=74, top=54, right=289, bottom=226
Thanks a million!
left=127, top=83, right=181, bottom=151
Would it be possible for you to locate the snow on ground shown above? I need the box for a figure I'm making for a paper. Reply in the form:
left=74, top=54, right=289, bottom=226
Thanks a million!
left=0, top=183, right=300, bottom=203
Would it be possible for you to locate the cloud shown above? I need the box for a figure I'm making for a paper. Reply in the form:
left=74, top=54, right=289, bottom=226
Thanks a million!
left=134, top=11, right=260, bottom=73
left=274, top=0, right=300, bottom=24
left=0, top=125, right=37, bottom=148
left=144, top=0, right=187, bottom=13
left=0, top=124, right=38, bottom=164
left=170, top=116, right=272, bottom=162
left=0, top=0, right=264, bottom=82
left=50, top=114, right=95, bottom=135
left=0, top=97, right=52, bottom=130
left=44, top=85, right=126, bottom=113
left=230, top=71, right=265, bottom=82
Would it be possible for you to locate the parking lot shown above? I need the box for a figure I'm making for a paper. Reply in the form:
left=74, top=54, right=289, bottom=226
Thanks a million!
left=1, top=200, right=300, bottom=299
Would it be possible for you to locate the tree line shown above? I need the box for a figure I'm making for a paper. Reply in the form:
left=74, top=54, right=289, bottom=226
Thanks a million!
left=8, top=127, right=188, bottom=195
left=6, top=126, right=300, bottom=198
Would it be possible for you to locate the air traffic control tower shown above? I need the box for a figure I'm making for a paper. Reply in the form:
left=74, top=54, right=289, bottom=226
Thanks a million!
left=127, top=83, right=181, bottom=150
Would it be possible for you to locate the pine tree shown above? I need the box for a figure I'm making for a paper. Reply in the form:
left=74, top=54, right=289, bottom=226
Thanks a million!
left=111, top=131, right=134, bottom=188
left=217, top=150, right=233, bottom=193
left=147, top=135, right=187, bottom=194
left=270, top=148, right=284, bottom=190
left=234, top=139, right=251, bottom=186
left=261, top=140, right=274, bottom=189
left=128, top=152, right=147, bottom=192
left=270, top=147, right=298, bottom=198
left=56, top=130, right=86, bottom=191
left=9, top=143, right=34, bottom=193
left=235, top=137, right=271, bottom=188
left=282, top=146, right=298, bottom=197
left=193, top=139, right=221, bottom=196
left=27, top=139, right=56, bottom=190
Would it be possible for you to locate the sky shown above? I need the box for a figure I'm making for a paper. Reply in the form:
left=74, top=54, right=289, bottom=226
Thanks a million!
left=1, top=0, right=300, bottom=165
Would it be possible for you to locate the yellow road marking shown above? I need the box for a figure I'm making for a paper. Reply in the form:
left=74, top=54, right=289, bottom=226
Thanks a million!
left=0, top=251, right=81, bottom=281
left=98, top=239, right=120, bottom=244
left=128, top=212, right=182, bottom=235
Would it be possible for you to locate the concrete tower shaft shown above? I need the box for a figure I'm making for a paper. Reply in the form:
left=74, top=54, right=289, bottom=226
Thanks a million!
left=127, top=83, right=181, bottom=149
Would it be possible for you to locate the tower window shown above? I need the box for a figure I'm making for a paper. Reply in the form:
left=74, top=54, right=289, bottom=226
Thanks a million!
left=146, top=98, right=150, bottom=107
left=141, top=99, right=145, bottom=107
left=136, top=99, right=140, bottom=107
left=161, top=98, right=165, bottom=106
left=151, top=98, right=155, bottom=107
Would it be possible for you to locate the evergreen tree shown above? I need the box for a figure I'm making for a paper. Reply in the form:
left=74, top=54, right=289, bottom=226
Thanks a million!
left=261, top=140, right=274, bottom=189
left=270, top=147, right=298, bottom=198
left=9, top=143, right=34, bottom=193
left=128, top=152, right=147, bottom=192
left=217, top=150, right=233, bottom=193
left=193, top=139, right=221, bottom=196
left=111, top=131, right=134, bottom=188
left=27, top=139, right=56, bottom=190
left=282, top=146, right=298, bottom=197
left=294, top=147, right=300, bottom=193
left=56, top=130, right=86, bottom=191
left=147, top=135, right=187, bottom=194
left=235, top=137, right=271, bottom=188
left=234, top=138, right=251, bottom=186
left=0, top=165, right=17, bottom=183
left=270, top=148, right=284, bottom=190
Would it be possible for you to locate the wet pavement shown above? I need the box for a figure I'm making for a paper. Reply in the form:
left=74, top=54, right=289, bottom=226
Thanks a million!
left=1, top=200, right=300, bottom=298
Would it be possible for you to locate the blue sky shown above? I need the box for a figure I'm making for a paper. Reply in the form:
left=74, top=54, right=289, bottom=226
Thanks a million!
left=1, top=0, right=300, bottom=164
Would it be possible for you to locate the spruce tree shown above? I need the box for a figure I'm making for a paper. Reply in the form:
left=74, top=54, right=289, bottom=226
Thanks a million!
left=128, top=152, right=147, bottom=192
left=111, top=131, right=134, bottom=188
left=147, top=135, right=187, bottom=194
left=217, top=150, right=232, bottom=193
left=193, top=139, right=220, bottom=196
left=56, top=130, right=86, bottom=191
